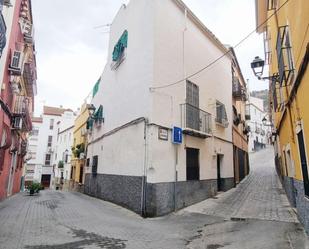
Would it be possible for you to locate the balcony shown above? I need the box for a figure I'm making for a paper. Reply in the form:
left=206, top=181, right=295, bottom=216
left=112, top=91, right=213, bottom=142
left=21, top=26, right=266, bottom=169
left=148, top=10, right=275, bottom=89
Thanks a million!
left=232, top=78, right=247, bottom=101
left=12, top=95, right=32, bottom=132
left=181, top=103, right=212, bottom=138
left=23, top=62, right=36, bottom=96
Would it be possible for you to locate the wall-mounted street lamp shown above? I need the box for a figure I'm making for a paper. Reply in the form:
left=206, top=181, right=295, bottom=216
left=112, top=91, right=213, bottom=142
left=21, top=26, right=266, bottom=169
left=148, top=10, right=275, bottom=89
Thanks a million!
left=251, top=56, right=279, bottom=82
left=87, top=104, right=96, bottom=117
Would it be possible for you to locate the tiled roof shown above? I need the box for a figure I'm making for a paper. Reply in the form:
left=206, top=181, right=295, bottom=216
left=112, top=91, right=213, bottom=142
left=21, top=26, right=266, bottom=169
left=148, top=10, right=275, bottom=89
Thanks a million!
left=43, top=106, right=73, bottom=116
left=32, top=117, right=43, bottom=123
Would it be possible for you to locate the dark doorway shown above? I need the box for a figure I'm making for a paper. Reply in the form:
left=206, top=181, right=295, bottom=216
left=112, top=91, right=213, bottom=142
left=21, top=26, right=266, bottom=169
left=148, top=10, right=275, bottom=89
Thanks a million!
left=41, top=174, right=51, bottom=188
left=79, top=166, right=84, bottom=183
left=186, top=148, right=199, bottom=180
left=238, top=149, right=245, bottom=181
left=217, top=155, right=223, bottom=191
left=297, top=129, right=309, bottom=197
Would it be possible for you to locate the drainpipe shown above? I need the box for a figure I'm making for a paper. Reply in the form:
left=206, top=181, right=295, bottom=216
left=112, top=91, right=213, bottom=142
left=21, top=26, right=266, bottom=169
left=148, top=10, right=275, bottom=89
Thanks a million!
left=141, top=118, right=148, bottom=217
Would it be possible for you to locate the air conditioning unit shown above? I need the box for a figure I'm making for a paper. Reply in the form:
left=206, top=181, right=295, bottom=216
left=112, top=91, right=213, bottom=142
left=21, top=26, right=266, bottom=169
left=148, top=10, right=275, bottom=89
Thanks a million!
left=9, top=50, right=23, bottom=74
left=79, top=153, right=85, bottom=159
left=222, top=119, right=229, bottom=128
left=47, top=147, right=53, bottom=153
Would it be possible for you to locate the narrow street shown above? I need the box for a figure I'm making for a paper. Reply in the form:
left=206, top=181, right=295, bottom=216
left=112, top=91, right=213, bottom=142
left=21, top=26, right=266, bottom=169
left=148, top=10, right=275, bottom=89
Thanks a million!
left=0, top=147, right=308, bottom=249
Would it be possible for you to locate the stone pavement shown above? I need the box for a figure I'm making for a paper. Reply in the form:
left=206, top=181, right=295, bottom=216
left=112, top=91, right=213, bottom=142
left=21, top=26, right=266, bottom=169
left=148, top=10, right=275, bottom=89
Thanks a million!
left=0, top=147, right=308, bottom=249
left=181, top=146, right=309, bottom=249
left=180, top=146, right=298, bottom=223
left=0, top=189, right=223, bottom=249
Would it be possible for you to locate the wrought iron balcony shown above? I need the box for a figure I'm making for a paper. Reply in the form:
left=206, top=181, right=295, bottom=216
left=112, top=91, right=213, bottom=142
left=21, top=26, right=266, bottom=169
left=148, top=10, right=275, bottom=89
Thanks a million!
left=181, top=103, right=212, bottom=138
left=12, top=95, right=32, bottom=132
left=232, top=78, right=247, bottom=101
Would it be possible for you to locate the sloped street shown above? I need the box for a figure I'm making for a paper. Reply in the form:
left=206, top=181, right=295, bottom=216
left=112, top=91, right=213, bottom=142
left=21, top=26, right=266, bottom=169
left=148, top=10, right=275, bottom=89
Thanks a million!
left=0, top=147, right=308, bottom=249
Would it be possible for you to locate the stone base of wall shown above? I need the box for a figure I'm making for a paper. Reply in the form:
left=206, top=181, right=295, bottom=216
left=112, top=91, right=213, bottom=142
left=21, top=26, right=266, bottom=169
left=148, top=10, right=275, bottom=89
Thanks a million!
left=283, top=176, right=297, bottom=207
left=282, top=176, right=309, bottom=235
left=293, top=179, right=309, bottom=235
left=84, top=173, right=144, bottom=214
left=145, top=179, right=218, bottom=217
left=220, top=177, right=235, bottom=192
left=84, top=173, right=235, bottom=217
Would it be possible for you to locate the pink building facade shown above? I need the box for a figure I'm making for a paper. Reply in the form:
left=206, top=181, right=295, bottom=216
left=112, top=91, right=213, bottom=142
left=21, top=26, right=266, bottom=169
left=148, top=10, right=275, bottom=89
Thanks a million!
left=0, top=0, right=36, bottom=200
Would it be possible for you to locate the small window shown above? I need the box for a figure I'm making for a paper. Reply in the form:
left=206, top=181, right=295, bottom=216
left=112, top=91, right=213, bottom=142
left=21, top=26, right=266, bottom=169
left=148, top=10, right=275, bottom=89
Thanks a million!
left=45, top=154, right=51, bottom=166
left=92, top=155, right=98, bottom=175
left=47, top=136, right=52, bottom=147
left=50, top=119, right=54, bottom=130
left=86, top=158, right=90, bottom=167
left=216, top=101, right=228, bottom=127
left=186, top=148, right=199, bottom=181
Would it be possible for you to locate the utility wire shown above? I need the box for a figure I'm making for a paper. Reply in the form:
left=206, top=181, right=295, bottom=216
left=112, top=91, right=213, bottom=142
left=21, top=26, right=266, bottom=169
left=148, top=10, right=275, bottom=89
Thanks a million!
left=150, top=0, right=290, bottom=90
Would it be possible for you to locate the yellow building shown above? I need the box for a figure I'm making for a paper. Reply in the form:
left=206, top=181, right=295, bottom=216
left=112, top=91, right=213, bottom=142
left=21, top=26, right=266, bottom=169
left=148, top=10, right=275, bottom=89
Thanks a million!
left=71, top=103, right=90, bottom=190
left=255, top=0, right=309, bottom=234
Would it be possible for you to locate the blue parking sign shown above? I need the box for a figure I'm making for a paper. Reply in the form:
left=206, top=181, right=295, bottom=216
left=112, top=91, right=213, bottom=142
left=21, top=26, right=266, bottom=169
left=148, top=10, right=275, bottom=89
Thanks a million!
left=172, top=126, right=182, bottom=144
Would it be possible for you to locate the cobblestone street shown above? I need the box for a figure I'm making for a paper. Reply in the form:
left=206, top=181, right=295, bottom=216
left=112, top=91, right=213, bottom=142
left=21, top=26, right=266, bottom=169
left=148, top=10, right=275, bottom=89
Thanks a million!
left=0, top=147, right=308, bottom=249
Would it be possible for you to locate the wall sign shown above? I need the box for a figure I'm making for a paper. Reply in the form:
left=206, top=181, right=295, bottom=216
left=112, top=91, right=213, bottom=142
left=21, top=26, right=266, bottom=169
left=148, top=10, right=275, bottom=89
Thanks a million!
left=172, top=126, right=182, bottom=144
left=158, top=127, right=168, bottom=141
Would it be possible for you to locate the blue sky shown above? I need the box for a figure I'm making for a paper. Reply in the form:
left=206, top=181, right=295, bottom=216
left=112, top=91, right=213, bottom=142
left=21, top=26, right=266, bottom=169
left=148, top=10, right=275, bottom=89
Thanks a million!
left=32, top=0, right=268, bottom=115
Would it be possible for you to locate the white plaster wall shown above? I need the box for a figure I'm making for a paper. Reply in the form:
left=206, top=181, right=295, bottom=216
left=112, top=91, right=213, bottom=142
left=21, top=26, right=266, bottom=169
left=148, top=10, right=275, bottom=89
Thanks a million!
left=88, top=121, right=145, bottom=176
left=147, top=0, right=233, bottom=183
left=147, top=126, right=233, bottom=184
left=90, top=0, right=154, bottom=136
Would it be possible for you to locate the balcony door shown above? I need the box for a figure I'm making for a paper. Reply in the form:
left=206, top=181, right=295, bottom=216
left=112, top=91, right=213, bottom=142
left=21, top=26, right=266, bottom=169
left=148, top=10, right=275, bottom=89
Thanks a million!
left=186, top=81, right=199, bottom=130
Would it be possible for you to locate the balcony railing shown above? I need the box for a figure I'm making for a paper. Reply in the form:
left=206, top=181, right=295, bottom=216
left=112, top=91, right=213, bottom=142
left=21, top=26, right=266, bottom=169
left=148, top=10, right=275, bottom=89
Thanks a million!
left=12, top=95, right=32, bottom=132
left=232, top=78, right=247, bottom=101
left=181, top=103, right=212, bottom=138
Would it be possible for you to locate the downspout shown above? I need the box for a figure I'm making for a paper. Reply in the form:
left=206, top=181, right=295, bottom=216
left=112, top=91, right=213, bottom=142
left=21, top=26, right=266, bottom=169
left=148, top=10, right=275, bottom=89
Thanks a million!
left=141, top=118, right=148, bottom=217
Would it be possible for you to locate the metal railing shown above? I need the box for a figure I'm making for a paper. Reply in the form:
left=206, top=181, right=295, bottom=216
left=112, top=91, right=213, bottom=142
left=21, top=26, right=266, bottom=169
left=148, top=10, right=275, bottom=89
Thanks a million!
left=12, top=95, right=32, bottom=131
left=181, top=103, right=212, bottom=135
left=232, top=78, right=247, bottom=100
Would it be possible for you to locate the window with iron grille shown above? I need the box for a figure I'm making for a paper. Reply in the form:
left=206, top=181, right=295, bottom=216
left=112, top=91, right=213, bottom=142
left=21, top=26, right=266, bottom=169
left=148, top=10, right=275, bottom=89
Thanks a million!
left=45, top=154, right=51, bottom=166
left=276, top=26, right=294, bottom=86
left=186, top=80, right=199, bottom=130
left=216, top=101, right=228, bottom=126
left=47, top=135, right=52, bottom=147
left=92, top=155, right=98, bottom=175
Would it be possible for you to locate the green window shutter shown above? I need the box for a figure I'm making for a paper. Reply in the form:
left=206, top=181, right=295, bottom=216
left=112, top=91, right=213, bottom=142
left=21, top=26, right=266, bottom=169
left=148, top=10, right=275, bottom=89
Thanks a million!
left=112, top=30, right=128, bottom=62
left=92, top=78, right=100, bottom=98
left=86, top=119, right=94, bottom=130
left=94, top=105, right=103, bottom=123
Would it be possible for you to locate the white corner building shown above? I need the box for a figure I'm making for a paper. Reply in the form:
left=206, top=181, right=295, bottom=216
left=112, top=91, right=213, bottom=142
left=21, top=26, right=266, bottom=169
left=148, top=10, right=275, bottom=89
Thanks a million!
left=86, top=0, right=236, bottom=216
